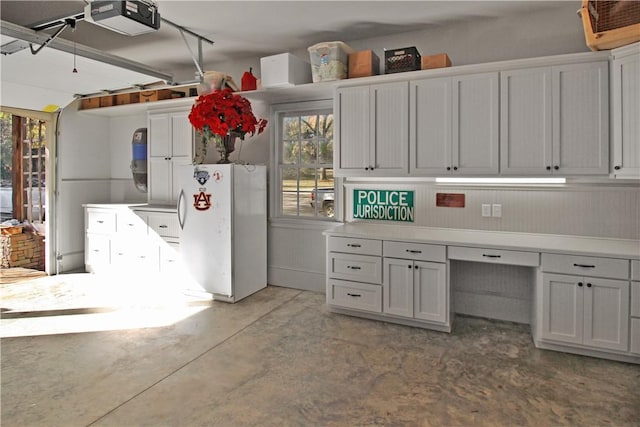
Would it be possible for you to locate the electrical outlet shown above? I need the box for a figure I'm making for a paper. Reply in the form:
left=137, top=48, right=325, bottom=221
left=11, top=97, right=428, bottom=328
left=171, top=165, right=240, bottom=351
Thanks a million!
left=492, top=204, right=502, bottom=218
left=481, top=204, right=491, bottom=217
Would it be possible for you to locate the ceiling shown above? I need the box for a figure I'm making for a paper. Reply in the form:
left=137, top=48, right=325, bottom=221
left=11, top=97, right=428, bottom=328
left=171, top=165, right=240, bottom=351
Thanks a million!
left=1, top=1, right=572, bottom=79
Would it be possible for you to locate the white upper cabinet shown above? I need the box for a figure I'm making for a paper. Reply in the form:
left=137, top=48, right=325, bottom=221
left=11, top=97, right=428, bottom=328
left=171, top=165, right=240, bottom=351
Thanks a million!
left=410, top=72, right=499, bottom=175
left=335, top=82, right=409, bottom=176
left=553, top=62, right=609, bottom=175
left=500, top=67, right=553, bottom=174
left=501, top=61, right=609, bottom=175
left=611, top=43, right=640, bottom=179
left=148, top=110, right=193, bottom=205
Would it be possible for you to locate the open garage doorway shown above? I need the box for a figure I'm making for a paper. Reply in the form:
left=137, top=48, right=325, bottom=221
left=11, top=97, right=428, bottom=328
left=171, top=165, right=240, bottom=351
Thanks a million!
left=1, top=111, right=48, bottom=276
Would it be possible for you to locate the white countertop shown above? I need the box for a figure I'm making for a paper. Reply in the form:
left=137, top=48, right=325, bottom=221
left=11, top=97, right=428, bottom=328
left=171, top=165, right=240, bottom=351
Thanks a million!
left=83, top=203, right=176, bottom=213
left=325, top=223, right=640, bottom=260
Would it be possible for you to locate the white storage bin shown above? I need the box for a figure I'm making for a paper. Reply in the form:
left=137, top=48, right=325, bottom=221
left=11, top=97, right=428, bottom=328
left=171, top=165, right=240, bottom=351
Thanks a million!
left=308, top=41, right=354, bottom=82
left=260, top=53, right=312, bottom=88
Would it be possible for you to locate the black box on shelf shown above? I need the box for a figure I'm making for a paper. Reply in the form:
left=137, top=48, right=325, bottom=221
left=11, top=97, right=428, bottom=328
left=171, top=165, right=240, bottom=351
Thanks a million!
left=384, top=46, right=421, bottom=74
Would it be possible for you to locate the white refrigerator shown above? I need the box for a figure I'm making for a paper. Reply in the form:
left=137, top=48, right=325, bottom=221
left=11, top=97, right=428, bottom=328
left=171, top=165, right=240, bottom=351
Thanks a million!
left=176, top=164, right=267, bottom=302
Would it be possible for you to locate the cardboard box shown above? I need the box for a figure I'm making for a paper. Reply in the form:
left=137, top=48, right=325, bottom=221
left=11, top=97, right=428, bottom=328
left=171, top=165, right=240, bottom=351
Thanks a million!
left=139, top=89, right=173, bottom=103
left=421, top=53, right=452, bottom=70
left=348, top=50, right=380, bottom=78
left=115, top=92, right=140, bottom=105
left=80, top=97, right=100, bottom=110
left=260, top=53, right=312, bottom=88
left=99, top=95, right=116, bottom=108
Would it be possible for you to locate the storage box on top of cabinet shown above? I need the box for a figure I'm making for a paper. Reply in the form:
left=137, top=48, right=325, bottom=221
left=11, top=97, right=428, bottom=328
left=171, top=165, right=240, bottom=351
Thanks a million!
left=385, top=46, right=421, bottom=74
left=348, top=50, right=380, bottom=78
left=579, top=0, right=640, bottom=50
left=308, top=41, right=354, bottom=82
left=260, top=53, right=312, bottom=88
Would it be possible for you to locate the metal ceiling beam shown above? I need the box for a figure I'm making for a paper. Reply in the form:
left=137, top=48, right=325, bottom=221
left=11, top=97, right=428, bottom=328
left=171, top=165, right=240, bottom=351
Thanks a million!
left=0, top=19, right=174, bottom=83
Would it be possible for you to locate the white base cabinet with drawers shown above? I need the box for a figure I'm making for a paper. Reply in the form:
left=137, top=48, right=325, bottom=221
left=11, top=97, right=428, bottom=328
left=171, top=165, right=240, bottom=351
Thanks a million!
left=84, top=204, right=183, bottom=278
left=630, top=260, right=640, bottom=355
left=535, top=253, right=634, bottom=360
left=326, top=236, right=451, bottom=332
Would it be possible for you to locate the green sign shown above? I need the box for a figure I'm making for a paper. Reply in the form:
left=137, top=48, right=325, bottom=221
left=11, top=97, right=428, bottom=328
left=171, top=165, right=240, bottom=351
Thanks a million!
left=353, top=189, right=414, bottom=222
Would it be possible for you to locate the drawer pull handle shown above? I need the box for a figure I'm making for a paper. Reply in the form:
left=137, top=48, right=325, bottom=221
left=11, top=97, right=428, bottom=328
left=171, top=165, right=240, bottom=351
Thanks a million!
left=159, top=225, right=168, bottom=228
left=347, top=293, right=362, bottom=298
left=482, top=254, right=501, bottom=258
left=406, top=249, right=422, bottom=254
left=93, top=249, right=100, bottom=252
left=573, top=263, right=595, bottom=268
left=96, top=220, right=104, bottom=224
left=347, top=266, right=361, bottom=270
left=347, top=243, right=361, bottom=248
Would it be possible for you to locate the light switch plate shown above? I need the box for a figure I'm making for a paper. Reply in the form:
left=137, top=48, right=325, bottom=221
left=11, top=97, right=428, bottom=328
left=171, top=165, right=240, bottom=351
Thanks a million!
left=492, top=204, right=502, bottom=218
left=482, top=204, right=491, bottom=217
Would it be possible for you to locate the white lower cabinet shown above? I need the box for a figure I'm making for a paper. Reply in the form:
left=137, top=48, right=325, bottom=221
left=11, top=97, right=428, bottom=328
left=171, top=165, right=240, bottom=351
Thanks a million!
left=84, top=205, right=180, bottom=276
left=631, top=261, right=640, bottom=354
left=326, top=236, right=449, bottom=331
left=540, top=253, right=631, bottom=354
left=384, top=258, right=447, bottom=323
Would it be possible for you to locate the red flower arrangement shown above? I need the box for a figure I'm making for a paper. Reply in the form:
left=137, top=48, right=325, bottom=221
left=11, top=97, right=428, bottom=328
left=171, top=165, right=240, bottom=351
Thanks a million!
left=188, top=88, right=267, bottom=163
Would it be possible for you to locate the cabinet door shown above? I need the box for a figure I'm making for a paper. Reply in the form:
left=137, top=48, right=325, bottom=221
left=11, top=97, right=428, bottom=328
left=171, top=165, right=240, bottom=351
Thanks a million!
left=413, top=261, right=447, bottom=324
left=335, top=86, right=370, bottom=175
left=611, top=49, right=640, bottom=178
left=582, top=277, right=629, bottom=351
left=541, top=274, right=583, bottom=345
left=552, top=62, right=609, bottom=175
left=500, top=67, right=553, bottom=174
left=168, top=158, right=192, bottom=204
left=170, top=111, right=193, bottom=159
left=370, top=82, right=409, bottom=175
left=383, top=258, right=414, bottom=318
left=452, top=72, right=499, bottom=175
left=148, top=158, right=170, bottom=203
left=410, top=77, right=451, bottom=175
left=148, top=114, right=170, bottom=158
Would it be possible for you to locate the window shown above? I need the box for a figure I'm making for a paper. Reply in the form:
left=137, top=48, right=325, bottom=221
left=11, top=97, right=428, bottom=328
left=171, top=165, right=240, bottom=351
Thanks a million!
left=273, top=101, right=336, bottom=220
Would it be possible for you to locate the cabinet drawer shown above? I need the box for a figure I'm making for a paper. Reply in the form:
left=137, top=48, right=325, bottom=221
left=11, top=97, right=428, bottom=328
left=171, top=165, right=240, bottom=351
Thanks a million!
left=327, top=236, right=382, bottom=256
left=148, top=213, right=180, bottom=239
left=328, top=253, right=382, bottom=284
left=383, top=241, right=446, bottom=262
left=327, top=279, right=382, bottom=313
left=116, top=211, right=147, bottom=235
left=631, top=318, right=640, bottom=355
left=632, top=282, right=640, bottom=318
left=541, top=253, right=629, bottom=279
left=86, top=210, right=116, bottom=234
left=86, top=235, right=110, bottom=266
left=632, top=260, right=640, bottom=281
left=448, top=246, right=539, bottom=266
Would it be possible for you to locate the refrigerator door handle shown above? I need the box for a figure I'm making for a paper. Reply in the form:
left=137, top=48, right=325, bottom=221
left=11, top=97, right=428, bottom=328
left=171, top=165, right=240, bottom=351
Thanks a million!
left=177, top=189, right=186, bottom=230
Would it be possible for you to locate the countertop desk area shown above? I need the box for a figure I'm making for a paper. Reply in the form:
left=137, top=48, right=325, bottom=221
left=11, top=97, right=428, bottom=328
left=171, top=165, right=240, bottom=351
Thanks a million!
left=324, top=224, right=640, bottom=364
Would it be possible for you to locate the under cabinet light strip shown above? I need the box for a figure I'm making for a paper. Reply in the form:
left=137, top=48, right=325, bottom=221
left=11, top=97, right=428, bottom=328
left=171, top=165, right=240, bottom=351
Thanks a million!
left=435, top=177, right=566, bottom=184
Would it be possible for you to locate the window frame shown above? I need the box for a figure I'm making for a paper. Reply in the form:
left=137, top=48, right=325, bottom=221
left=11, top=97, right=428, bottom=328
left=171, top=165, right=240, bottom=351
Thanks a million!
left=270, top=100, right=341, bottom=223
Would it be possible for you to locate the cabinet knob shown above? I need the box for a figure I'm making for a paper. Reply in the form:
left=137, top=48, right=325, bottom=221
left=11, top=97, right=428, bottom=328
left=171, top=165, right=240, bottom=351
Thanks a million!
left=554, top=165, right=559, bottom=170
left=414, top=265, right=418, bottom=269
left=546, top=166, right=551, bottom=171
left=408, top=265, right=412, bottom=269
left=453, top=166, right=458, bottom=171
left=364, top=167, right=369, bottom=171
left=578, top=282, right=583, bottom=287
left=446, top=167, right=451, bottom=171
left=587, top=283, right=592, bottom=288
left=614, top=166, right=621, bottom=170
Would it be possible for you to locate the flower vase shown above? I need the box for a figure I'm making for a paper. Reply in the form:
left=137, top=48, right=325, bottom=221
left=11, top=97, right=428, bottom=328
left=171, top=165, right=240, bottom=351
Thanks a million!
left=216, top=134, right=236, bottom=164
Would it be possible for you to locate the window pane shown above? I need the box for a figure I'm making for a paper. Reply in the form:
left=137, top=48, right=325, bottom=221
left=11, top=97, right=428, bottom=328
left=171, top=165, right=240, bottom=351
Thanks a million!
left=282, top=116, right=299, bottom=139
left=318, top=114, right=333, bottom=138
left=281, top=167, right=299, bottom=216
left=316, top=168, right=335, bottom=218
left=300, top=116, right=317, bottom=139
left=298, top=167, right=316, bottom=217
left=282, top=140, right=298, bottom=164
left=318, top=137, right=333, bottom=164
left=300, top=139, right=317, bottom=165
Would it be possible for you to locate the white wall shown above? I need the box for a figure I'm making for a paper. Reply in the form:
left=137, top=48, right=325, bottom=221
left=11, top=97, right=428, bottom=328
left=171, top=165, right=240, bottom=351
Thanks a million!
left=56, top=101, right=112, bottom=272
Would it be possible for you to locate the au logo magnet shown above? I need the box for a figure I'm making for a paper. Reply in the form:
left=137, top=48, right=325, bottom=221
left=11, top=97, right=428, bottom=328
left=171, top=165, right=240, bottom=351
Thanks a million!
left=193, top=192, right=212, bottom=211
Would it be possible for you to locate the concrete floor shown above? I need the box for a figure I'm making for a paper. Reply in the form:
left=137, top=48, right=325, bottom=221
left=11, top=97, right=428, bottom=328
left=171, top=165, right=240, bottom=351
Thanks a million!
left=1, top=274, right=639, bottom=426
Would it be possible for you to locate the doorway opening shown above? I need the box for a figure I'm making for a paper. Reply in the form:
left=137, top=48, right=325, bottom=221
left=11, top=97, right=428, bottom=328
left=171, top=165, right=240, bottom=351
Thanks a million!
left=1, top=111, right=48, bottom=273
